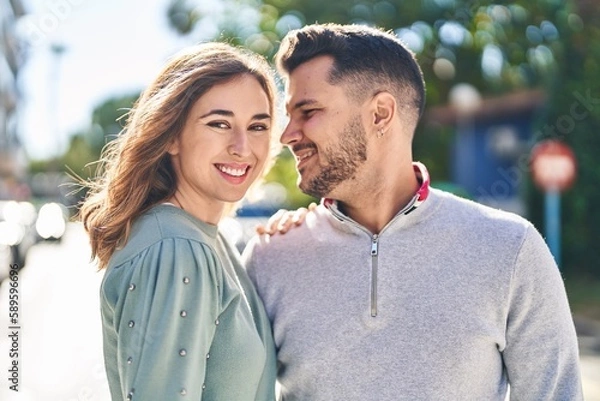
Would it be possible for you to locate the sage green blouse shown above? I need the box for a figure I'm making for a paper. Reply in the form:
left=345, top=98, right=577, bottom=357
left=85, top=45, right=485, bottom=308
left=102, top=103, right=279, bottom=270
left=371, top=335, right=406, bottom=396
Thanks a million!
left=100, top=205, right=276, bottom=400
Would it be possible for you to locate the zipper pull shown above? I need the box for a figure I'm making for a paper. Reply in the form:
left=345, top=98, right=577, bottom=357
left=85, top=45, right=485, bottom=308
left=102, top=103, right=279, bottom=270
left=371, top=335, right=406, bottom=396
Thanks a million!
left=371, top=234, right=379, bottom=256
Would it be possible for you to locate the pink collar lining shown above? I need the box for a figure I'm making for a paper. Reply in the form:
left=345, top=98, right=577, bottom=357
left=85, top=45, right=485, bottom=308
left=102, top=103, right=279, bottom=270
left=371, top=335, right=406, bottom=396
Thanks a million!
left=322, top=161, right=430, bottom=215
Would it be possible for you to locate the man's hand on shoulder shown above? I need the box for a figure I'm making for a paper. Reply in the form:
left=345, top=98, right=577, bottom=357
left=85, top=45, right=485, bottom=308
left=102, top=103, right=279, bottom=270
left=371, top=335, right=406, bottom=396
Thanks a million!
left=255, top=202, right=318, bottom=235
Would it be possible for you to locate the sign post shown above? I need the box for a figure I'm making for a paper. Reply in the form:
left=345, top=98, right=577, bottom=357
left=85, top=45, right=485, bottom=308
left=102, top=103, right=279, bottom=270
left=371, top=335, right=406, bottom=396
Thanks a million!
left=544, top=188, right=561, bottom=266
left=530, top=140, right=577, bottom=269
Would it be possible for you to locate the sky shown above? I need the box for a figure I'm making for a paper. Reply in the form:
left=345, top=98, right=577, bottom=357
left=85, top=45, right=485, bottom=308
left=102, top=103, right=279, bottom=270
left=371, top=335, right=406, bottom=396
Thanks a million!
left=16, top=0, right=198, bottom=160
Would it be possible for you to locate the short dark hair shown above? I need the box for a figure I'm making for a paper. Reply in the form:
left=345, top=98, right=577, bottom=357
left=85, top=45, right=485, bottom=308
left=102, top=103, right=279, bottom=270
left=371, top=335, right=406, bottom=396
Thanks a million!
left=276, top=23, right=426, bottom=120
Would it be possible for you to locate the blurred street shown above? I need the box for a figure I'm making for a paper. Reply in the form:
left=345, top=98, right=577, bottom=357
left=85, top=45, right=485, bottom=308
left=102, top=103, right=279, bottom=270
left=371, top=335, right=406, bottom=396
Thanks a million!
left=0, top=222, right=110, bottom=401
left=0, top=222, right=598, bottom=401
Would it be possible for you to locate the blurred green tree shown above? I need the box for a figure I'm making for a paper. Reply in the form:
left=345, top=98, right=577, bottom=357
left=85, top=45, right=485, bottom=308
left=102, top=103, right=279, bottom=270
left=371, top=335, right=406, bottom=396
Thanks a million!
left=165, top=1, right=566, bottom=190
left=64, top=95, right=138, bottom=176
left=29, top=93, right=139, bottom=205
left=167, top=0, right=564, bottom=98
left=263, top=147, right=316, bottom=207
left=527, top=0, right=600, bottom=278
left=67, top=93, right=139, bottom=201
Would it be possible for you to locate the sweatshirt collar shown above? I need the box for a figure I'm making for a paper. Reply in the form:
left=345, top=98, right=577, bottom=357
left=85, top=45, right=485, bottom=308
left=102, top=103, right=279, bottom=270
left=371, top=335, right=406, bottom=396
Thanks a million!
left=322, top=161, right=430, bottom=216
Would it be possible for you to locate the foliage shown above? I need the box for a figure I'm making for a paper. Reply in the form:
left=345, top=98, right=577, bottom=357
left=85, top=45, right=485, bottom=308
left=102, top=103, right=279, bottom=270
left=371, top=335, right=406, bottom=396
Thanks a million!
left=67, top=94, right=139, bottom=200
left=62, top=93, right=138, bottom=177
left=263, top=148, right=317, bottom=207
left=527, top=1, right=600, bottom=277
left=169, top=0, right=565, bottom=100
left=28, top=93, right=139, bottom=204
left=167, top=0, right=203, bottom=35
left=565, top=276, right=600, bottom=321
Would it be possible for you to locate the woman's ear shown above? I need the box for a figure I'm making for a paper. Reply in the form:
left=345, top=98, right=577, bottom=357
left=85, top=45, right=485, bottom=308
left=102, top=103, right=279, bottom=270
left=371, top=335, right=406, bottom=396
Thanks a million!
left=371, top=91, right=396, bottom=131
left=167, top=137, right=180, bottom=156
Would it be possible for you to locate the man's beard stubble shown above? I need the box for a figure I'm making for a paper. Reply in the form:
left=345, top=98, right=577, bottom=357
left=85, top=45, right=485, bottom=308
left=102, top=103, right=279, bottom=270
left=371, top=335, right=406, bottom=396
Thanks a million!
left=299, top=115, right=368, bottom=198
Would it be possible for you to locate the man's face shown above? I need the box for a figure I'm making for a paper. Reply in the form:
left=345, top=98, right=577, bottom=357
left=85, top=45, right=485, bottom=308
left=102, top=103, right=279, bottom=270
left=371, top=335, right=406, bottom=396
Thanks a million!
left=281, top=55, right=368, bottom=199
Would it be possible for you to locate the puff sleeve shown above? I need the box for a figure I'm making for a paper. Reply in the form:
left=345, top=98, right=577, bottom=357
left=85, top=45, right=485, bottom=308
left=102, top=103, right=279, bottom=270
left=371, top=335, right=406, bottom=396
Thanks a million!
left=100, top=237, right=221, bottom=401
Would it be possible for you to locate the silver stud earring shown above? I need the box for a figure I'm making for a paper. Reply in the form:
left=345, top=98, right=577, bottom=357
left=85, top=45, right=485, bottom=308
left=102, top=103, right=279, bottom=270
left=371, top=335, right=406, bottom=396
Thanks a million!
left=377, top=129, right=384, bottom=138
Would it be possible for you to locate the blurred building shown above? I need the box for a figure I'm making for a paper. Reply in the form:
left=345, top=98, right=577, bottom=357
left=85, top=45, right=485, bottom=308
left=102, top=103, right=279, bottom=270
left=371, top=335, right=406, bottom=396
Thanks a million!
left=0, top=0, right=27, bottom=200
left=426, top=89, right=547, bottom=216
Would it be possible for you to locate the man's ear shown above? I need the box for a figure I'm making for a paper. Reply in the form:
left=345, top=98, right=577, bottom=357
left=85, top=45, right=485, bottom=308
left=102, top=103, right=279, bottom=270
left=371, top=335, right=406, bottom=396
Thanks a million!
left=371, top=91, right=396, bottom=132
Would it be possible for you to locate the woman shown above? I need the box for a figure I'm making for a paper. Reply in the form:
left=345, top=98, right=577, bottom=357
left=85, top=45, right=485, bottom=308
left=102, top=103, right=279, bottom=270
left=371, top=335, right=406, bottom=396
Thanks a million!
left=79, top=42, right=277, bottom=400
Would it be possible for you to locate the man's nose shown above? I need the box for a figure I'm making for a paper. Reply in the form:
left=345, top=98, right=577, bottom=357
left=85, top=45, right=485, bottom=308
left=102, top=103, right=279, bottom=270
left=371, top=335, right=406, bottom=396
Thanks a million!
left=280, top=120, right=302, bottom=146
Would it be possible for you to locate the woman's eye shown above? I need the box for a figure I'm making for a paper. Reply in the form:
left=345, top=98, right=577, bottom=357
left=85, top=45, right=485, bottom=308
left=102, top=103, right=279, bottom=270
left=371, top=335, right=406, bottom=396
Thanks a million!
left=207, top=121, right=230, bottom=129
left=249, top=123, right=269, bottom=132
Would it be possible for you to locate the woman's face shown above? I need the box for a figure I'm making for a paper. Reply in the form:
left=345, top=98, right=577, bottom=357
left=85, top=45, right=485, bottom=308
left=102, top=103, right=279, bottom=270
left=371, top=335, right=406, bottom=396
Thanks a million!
left=168, top=74, right=272, bottom=211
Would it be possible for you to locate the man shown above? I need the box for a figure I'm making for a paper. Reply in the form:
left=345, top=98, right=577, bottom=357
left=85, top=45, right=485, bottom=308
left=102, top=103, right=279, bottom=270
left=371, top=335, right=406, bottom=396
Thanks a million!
left=243, top=23, right=583, bottom=400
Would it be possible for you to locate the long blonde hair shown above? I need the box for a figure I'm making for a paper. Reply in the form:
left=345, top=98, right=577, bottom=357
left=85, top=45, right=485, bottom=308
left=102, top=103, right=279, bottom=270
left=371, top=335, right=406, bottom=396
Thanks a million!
left=79, top=42, right=278, bottom=269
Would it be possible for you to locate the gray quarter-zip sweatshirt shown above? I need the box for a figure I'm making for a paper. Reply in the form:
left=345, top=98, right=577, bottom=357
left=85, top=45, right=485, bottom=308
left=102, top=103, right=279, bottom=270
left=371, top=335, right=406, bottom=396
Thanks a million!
left=243, top=186, right=583, bottom=401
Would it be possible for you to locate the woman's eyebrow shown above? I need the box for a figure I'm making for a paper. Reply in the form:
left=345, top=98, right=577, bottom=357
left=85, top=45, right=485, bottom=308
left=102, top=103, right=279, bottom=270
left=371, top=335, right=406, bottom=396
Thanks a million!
left=252, top=113, right=272, bottom=121
left=199, top=109, right=234, bottom=119
left=198, top=110, right=271, bottom=121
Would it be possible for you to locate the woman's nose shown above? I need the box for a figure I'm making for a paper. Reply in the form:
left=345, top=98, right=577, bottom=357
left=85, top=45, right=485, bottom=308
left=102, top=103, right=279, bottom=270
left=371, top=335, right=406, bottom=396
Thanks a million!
left=228, top=130, right=251, bottom=156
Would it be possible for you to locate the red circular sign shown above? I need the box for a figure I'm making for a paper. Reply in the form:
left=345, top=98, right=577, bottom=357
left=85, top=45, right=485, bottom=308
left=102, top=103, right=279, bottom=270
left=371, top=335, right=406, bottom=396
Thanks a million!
left=530, top=140, right=577, bottom=192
